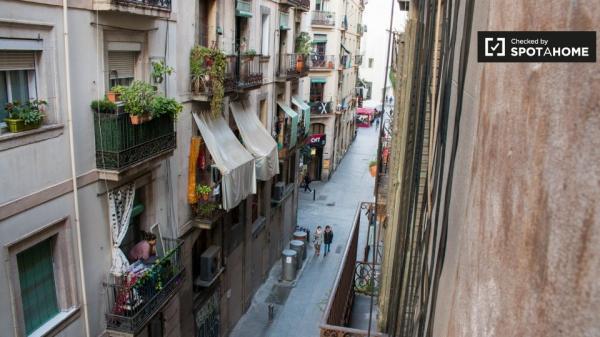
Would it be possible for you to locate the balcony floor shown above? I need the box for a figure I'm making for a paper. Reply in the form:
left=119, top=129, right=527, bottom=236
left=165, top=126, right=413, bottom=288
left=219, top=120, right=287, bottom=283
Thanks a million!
left=349, top=294, right=380, bottom=333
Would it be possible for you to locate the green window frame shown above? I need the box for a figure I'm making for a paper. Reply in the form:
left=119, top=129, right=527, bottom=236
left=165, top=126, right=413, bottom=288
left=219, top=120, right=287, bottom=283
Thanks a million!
left=17, top=238, right=59, bottom=335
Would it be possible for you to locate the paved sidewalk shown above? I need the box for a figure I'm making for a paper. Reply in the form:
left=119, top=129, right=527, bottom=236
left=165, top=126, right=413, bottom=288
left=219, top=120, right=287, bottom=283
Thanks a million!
left=230, top=125, right=379, bottom=337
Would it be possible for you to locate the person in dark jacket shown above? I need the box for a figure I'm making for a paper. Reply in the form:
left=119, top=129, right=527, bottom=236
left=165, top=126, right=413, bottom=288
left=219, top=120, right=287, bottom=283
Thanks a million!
left=303, top=174, right=312, bottom=192
left=323, top=225, right=334, bottom=256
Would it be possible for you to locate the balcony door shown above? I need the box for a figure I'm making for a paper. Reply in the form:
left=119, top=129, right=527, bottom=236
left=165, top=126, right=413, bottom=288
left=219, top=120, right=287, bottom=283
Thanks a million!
left=310, top=82, right=325, bottom=102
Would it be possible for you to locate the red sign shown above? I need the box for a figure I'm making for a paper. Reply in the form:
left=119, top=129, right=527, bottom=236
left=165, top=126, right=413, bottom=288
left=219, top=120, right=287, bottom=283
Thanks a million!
left=307, top=134, right=326, bottom=147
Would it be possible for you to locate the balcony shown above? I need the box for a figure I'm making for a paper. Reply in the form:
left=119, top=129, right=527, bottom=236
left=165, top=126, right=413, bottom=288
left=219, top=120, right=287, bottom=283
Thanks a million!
left=339, top=54, right=352, bottom=69
left=310, top=101, right=333, bottom=114
left=191, top=55, right=237, bottom=101
left=279, top=11, right=290, bottom=30
left=320, top=202, right=387, bottom=337
left=312, top=11, right=336, bottom=27
left=236, top=0, right=252, bottom=17
left=93, top=0, right=171, bottom=17
left=279, top=0, right=310, bottom=11
left=105, top=239, right=184, bottom=335
left=236, top=54, right=263, bottom=90
left=94, top=112, right=176, bottom=181
left=277, top=54, right=308, bottom=80
left=355, top=55, right=363, bottom=66
left=309, top=54, right=336, bottom=71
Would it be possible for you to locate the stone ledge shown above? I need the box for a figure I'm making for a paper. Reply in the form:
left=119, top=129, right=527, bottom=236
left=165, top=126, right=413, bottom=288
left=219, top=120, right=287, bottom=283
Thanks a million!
left=0, top=124, right=64, bottom=152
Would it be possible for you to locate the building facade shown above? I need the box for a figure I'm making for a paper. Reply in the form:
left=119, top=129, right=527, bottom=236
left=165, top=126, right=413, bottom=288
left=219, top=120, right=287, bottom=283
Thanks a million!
left=305, top=0, right=364, bottom=181
left=0, top=1, right=311, bottom=337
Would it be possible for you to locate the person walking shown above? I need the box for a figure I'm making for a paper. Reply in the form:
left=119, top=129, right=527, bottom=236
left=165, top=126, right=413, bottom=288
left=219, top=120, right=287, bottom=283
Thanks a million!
left=303, top=174, right=312, bottom=192
left=313, top=226, right=323, bottom=256
left=323, top=225, right=334, bottom=257
left=375, top=118, right=380, bottom=128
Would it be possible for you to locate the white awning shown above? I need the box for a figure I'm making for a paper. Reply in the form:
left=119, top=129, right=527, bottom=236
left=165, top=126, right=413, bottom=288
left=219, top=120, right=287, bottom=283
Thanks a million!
left=193, top=112, right=256, bottom=211
left=230, top=101, right=280, bottom=181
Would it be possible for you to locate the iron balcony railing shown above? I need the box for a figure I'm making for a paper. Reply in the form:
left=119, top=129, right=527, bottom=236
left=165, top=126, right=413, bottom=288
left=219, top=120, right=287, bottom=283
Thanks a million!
left=236, top=54, right=263, bottom=89
left=310, top=100, right=333, bottom=114
left=191, top=56, right=236, bottom=97
left=105, top=239, right=184, bottom=334
left=111, top=0, right=171, bottom=11
left=311, top=11, right=336, bottom=26
left=94, top=112, right=176, bottom=172
left=277, top=54, right=308, bottom=79
left=309, top=54, right=336, bottom=70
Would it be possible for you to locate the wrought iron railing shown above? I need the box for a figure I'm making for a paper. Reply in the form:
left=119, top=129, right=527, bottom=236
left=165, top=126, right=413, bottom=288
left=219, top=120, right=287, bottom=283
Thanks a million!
left=309, top=54, right=336, bottom=70
left=354, top=261, right=380, bottom=296
left=235, top=55, right=263, bottom=89
left=311, top=11, right=336, bottom=26
left=191, top=56, right=236, bottom=97
left=277, top=54, right=308, bottom=79
left=111, top=0, right=171, bottom=11
left=105, top=239, right=184, bottom=334
left=320, top=202, right=387, bottom=337
left=94, top=112, right=176, bottom=171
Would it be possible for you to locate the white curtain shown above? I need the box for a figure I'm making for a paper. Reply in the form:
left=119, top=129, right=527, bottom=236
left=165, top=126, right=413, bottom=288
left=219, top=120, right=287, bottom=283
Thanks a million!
left=108, top=183, right=135, bottom=275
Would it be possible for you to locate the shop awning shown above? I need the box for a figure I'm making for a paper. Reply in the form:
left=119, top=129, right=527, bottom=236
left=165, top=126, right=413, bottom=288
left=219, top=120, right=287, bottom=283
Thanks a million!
left=230, top=101, right=279, bottom=181
left=277, top=102, right=298, bottom=148
left=311, top=77, right=327, bottom=84
left=193, top=112, right=256, bottom=211
left=292, top=96, right=311, bottom=136
left=313, top=34, right=328, bottom=43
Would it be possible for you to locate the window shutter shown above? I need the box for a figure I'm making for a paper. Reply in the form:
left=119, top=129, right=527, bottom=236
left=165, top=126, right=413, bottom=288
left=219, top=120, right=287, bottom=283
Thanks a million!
left=0, top=51, right=35, bottom=71
left=108, top=51, right=136, bottom=79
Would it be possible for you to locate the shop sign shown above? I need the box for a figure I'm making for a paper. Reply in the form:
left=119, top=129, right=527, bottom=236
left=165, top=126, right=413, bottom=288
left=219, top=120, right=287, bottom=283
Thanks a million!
left=307, top=134, right=326, bottom=147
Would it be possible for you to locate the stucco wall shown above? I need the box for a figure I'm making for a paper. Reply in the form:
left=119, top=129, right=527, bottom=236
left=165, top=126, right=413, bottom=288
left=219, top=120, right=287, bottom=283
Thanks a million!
left=431, top=1, right=600, bottom=336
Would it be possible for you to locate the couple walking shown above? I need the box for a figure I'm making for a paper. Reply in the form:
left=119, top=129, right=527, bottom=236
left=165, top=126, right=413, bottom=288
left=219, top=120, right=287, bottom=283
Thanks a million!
left=313, top=225, right=334, bottom=257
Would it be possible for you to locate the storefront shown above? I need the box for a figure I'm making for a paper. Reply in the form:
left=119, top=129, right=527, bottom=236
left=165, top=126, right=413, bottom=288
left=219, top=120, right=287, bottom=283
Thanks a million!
left=307, top=133, right=326, bottom=181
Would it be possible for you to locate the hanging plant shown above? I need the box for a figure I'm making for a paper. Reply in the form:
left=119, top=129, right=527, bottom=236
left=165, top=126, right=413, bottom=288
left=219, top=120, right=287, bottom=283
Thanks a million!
left=190, top=45, right=227, bottom=118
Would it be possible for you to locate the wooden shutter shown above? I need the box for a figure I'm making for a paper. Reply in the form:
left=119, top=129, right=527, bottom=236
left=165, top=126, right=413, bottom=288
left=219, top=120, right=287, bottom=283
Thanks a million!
left=0, top=51, right=35, bottom=71
left=108, top=51, right=136, bottom=78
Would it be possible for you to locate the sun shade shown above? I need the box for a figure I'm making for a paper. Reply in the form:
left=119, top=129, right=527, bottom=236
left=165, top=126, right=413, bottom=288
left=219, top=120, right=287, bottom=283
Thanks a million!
left=292, top=96, right=311, bottom=135
left=230, top=101, right=280, bottom=181
left=193, top=112, right=256, bottom=211
left=277, top=102, right=299, bottom=148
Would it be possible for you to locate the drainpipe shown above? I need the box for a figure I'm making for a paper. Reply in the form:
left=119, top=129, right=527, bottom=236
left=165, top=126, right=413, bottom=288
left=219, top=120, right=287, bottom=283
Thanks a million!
left=62, top=1, right=91, bottom=336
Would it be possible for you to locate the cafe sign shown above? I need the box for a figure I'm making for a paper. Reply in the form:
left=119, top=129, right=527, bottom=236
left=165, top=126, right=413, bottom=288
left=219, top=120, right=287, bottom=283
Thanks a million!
left=307, top=134, right=326, bottom=147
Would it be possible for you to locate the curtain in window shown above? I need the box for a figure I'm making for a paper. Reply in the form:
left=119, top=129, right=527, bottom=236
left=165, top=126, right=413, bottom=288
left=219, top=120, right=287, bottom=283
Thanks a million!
left=108, top=183, right=136, bottom=275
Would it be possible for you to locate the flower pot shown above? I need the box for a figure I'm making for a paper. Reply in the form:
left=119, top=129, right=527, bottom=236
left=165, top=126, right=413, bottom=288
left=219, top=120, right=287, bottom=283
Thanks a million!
left=107, top=91, right=120, bottom=103
left=5, top=118, right=42, bottom=133
left=296, top=58, right=304, bottom=73
left=369, top=165, right=377, bottom=177
left=201, top=193, right=209, bottom=201
left=130, top=113, right=151, bottom=125
left=328, top=61, right=334, bottom=69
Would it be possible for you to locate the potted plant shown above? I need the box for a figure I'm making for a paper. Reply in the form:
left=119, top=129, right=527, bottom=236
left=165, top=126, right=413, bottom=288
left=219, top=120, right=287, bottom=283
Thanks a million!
left=119, top=81, right=156, bottom=125
left=242, top=49, right=257, bottom=59
left=196, top=184, right=212, bottom=201
left=150, top=95, right=182, bottom=120
left=90, top=98, right=117, bottom=114
left=4, top=99, right=46, bottom=133
left=190, top=45, right=227, bottom=117
left=197, top=202, right=218, bottom=219
left=295, top=32, right=312, bottom=72
left=151, top=60, right=174, bottom=84
left=369, top=160, right=377, bottom=177
left=107, top=85, right=125, bottom=103
left=328, top=60, right=334, bottom=69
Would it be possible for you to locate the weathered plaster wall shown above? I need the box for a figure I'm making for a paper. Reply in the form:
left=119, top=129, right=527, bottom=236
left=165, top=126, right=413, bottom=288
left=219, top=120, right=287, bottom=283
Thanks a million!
left=432, top=1, right=600, bottom=336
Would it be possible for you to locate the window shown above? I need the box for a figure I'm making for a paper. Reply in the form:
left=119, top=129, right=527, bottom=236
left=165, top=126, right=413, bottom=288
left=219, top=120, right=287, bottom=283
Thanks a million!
left=261, top=13, right=270, bottom=56
left=0, top=51, right=37, bottom=123
left=311, top=123, right=325, bottom=134
left=368, top=58, right=374, bottom=68
left=310, top=82, right=325, bottom=102
left=315, top=0, right=323, bottom=10
left=17, top=238, right=59, bottom=335
left=108, top=51, right=137, bottom=88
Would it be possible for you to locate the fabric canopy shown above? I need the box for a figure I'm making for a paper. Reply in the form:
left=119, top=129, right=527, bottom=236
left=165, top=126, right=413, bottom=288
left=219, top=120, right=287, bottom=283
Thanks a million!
left=108, top=183, right=135, bottom=276
left=278, top=102, right=298, bottom=148
left=230, top=101, right=279, bottom=181
left=311, top=77, right=327, bottom=83
left=292, top=96, right=311, bottom=135
left=193, top=112, right=256, bottom=211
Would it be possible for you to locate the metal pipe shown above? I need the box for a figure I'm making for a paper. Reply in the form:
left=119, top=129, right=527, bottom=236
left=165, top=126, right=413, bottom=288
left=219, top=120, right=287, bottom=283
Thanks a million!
left=369, top=0, right=395, bottom=335
left=63, top=0, right=91, bottom=336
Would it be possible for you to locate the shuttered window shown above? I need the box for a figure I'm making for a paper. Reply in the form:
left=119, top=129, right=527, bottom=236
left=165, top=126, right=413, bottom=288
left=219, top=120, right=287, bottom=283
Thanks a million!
left=108, top=51, right=137, bottom=87
left=0, top=51, right=37, bottom=123
left=17, top=238, right=59, bottom=335
left=0, top=51, right=35, bottom=71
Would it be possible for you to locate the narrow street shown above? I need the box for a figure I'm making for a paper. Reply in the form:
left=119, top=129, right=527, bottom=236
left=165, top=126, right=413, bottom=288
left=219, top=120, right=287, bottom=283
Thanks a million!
left=230, top=125, right=379, bottom=337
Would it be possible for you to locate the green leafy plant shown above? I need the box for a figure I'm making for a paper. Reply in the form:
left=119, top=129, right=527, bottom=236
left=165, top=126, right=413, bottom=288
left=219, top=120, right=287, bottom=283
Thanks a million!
left=111, top=85, right=126, bottom=95
left=118, top=81, right=156, bottom=116
left=90, top=99, right=117, bottom=114
left=196, top=184, right=212, bottom=196
left=5, top=99, right=47, bottom=125
left=190, top=46, right=227, bottom=117
left=242, top=49, right=257, bottom=57
left=197, top=202, right=218, bottom=218
left=295, top=32, right=312, bottom=55
left=151, top=60, right=174, bottom=84
left=150, top=95, right=182, bottom=119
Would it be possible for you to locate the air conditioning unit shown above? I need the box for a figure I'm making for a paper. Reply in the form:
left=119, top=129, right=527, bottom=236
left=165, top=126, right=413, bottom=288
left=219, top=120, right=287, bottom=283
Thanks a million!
left=200, top=245, right=222, bottom=282
left=273, top=182, right=286, bottom=200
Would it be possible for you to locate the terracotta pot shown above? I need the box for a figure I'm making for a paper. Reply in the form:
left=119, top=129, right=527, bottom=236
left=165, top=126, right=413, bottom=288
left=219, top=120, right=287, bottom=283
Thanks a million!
left=296, top=58, right=304, bottom=73
left=201, top=193, right=209, bottom=201
left=107, top=91, right=120, bottom=103
left=130, top=113, right=151, bottom=125
left=369, top=165, right=377, bottom=177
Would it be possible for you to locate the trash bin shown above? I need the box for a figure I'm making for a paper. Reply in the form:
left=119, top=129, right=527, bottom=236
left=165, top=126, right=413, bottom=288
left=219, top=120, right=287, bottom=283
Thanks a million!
left=290, top=240, right=304, bottom=269
left=293, top=231, right=308, bottom=260
left=282, top=249, right=297, bottom=281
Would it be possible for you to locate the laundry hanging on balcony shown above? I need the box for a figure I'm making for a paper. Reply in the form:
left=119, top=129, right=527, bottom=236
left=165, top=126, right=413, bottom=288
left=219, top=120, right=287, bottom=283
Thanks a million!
left=230, top=101, right=279, bottom=181
left=193, top=112, right=256, bottom=211
left=107, top=183, right=135, bottom=276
